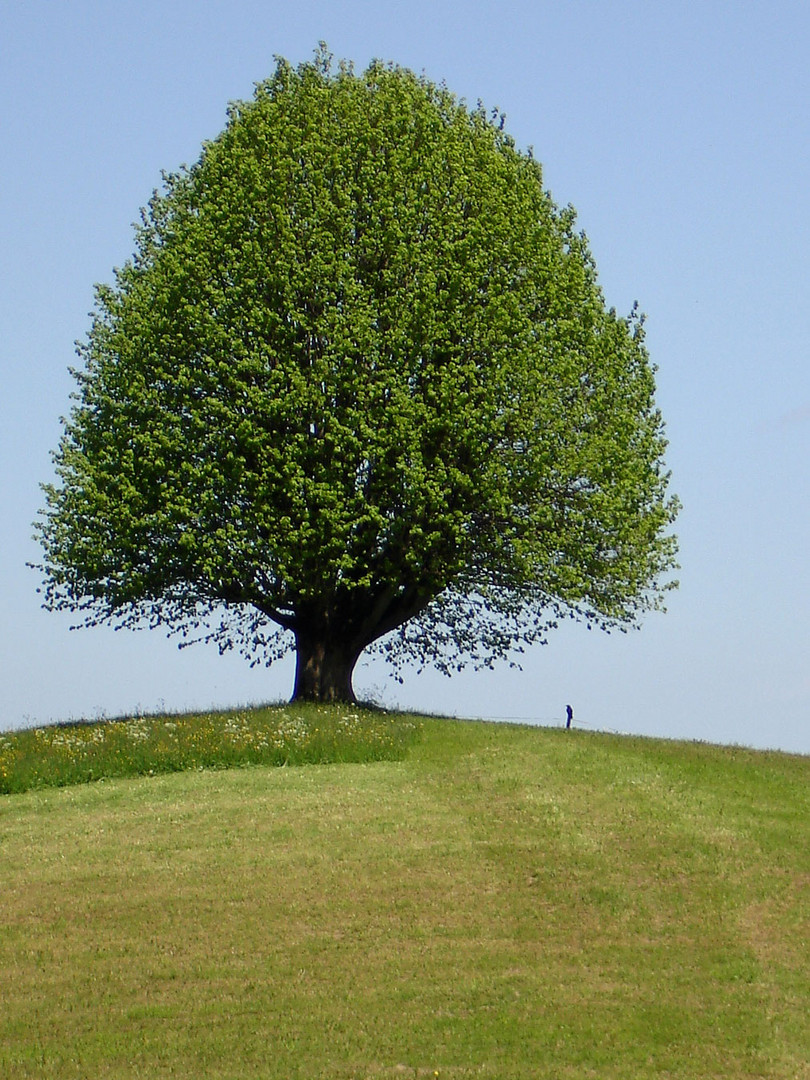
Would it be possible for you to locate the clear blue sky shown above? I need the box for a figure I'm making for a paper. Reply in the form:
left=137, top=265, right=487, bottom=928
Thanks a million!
left=2, top=1, right=808, bottom=753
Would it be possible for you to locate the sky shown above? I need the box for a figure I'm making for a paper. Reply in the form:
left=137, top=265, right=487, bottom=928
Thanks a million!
left=2, top=1, right=808, bottom=754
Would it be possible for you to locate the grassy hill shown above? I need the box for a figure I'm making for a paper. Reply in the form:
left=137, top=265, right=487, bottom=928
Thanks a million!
left=1, top=712, right=808, bottom=1079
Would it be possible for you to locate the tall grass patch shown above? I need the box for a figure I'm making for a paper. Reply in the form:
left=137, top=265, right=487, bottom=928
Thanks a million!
left=0, top=704, right=421, bottom=794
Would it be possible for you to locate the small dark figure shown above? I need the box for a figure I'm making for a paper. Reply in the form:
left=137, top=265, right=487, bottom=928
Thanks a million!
left=566, top=705, right=573, bottom=729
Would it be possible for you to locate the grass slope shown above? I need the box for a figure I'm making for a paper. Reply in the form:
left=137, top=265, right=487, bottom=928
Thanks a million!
left=1, top=715, right=808, bottom=1079
left=0, top=705, right=420, bottom=794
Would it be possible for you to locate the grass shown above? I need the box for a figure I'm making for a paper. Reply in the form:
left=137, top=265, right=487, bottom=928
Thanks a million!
left=0, top=704, right=421, bottom=794
left=1, top=710, right=808, bottom=1079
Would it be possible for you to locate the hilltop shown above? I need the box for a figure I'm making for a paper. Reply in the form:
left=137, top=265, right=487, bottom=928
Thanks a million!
left=1, top=714, right=807, bottom=1079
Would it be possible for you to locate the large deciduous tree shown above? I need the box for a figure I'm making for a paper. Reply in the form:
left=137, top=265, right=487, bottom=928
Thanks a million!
left=36, top=49, right=678, bottom=702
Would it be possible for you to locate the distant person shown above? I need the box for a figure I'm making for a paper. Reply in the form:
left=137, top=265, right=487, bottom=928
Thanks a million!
left=566, top=705, right=573, bottom=729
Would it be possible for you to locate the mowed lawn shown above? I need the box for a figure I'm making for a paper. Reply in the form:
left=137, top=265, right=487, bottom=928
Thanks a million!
left=1, top=716, right=808, bottom=1079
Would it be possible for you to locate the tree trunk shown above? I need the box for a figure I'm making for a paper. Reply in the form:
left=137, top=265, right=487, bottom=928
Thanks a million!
left=291, top=630, right=361, bottom=703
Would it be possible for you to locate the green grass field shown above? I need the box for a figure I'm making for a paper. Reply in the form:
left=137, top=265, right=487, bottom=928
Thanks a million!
left=1, top=709, right=808, bottom=1079
left=0, top=704, right=420, bottom=794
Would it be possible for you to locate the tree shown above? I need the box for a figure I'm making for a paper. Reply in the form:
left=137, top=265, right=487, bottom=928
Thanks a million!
left=36, top=48, right=679, bottom=703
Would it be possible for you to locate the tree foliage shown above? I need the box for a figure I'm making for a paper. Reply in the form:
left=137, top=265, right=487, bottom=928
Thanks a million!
left=36, top=48, right=678, bottom=701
